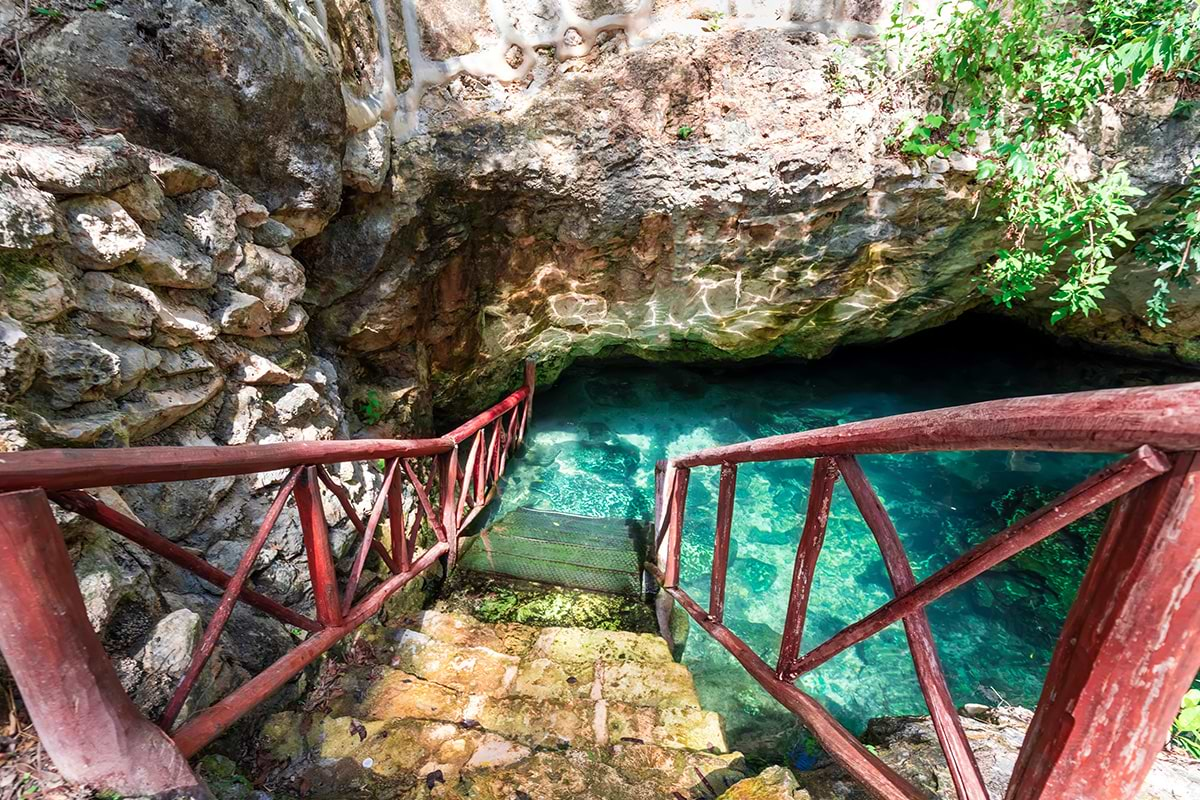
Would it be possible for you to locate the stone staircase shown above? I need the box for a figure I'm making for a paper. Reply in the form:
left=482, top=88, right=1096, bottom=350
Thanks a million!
left=254, top=609, right=788, bottom=799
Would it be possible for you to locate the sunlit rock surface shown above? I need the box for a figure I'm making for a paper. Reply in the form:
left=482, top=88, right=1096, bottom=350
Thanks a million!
left=256, top=609, right=748, bottom=798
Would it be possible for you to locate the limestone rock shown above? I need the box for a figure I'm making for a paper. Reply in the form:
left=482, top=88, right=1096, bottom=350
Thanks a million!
left=234, top=245, right=306, bottom=314
left=155, top=297, right=219, bottom=344
left=109, top=174, right=166, bottom=223
left=77, top=271, right=159, bottom=339
left=4, top=262, right=71, bottom=323
left=233, top=194, right=269, bottom=228
left=0, top=174, right=60, bottom=249
left=60, top=195, right=146, bottom=267
left=270, top=304, right=309, bottom=336
left=37, top=334, right=161, bottom=408
left=148, top=153, right=220, bottom=197
left=22, top=1, right=345, bottom=236
left=217, top=385, right=265, bottom=445
left=156, top=347, right=216, bottom=378
left=215, top=290, right=273, bottom=337
left=251, top=218, right=295, bottom=248
left=0, top=127, right=147, bottom=194
left=718, top=766, right=812, bottom=800
left=209, top=340, right=296, bottom=386
left=179, top=189, right=239, bottom=268
left=138, top=608, right=202, bottom=677
left=120, top=375, right=225, bottom=441
left=0, top=313, right=37, bottom=400
left=343, top=122, right=391, bottom=193
left=799, top=707, right=1200, bottom=800
left=134, top=233, right=217, bottom=289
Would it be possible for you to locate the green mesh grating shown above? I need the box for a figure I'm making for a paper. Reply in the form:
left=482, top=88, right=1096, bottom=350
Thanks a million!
left=459, top=507, right=650, bottom=595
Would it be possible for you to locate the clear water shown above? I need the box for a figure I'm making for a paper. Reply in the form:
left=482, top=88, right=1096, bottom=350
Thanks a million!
left=493, top=321, right=1193, bottom=763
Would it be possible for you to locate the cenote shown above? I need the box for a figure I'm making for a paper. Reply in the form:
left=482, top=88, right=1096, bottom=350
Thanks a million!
left=492, top=318, right=1198, bottom=765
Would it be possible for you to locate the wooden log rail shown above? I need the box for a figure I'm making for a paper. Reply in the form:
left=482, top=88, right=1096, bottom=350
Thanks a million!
left=649, top=381, right=1200, bottom=800
left=0, top=361, right=536, bottom=794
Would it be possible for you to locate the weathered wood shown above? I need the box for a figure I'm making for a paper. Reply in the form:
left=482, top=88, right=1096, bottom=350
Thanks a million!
left=440, top=448, right=460, bottom=566
left=456, top=432, right=484, bottom=521
left=837, top=456, right=989, bottom=800
left=0, top=489, right=201, bottom=795
left=341, top=458, right=400, bottom=614
left=519, top=359, right=536, bottom=445
left=709, top=462, right=738, bottom=622
left=792, top=447, right=1169, bottom=677
left=663, top=465, right=691, bottom=588
left=388, top=460, right=410, bottom=572
left=777, top=457, right=837, bottom=677
left=1006, top=451, right=1200, bottom=800
left=160, top=467, right=302, bottom=731
left=675, top=382, right=1200, bottom=468
left=49, top=489, right=320, bottom=633
left=443, top=386, right=530, bottom=444
left=294, top=466, right=342, bottom=627
left=402, top=458, right=448, bottom=543
left=315, top=466, right=399, bottom=574
left=0, top=437, right=452, bottom=492
left=658, top=576, right=930, bottom=800
left=172, top=541, right=450, bottom=758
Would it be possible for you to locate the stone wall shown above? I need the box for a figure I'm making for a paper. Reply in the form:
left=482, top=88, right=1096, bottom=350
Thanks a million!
left=0, top=125, right=403, bottom=721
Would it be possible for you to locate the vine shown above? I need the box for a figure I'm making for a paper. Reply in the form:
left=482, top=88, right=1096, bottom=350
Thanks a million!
left=881, top=0, right=1200, bottom=324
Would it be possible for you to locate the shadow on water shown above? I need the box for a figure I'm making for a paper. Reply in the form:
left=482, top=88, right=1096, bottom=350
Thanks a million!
left=494, top=314, right=1199, bottom=765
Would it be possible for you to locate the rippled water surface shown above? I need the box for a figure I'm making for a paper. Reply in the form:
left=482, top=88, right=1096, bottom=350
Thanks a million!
left=493, top=322, right=1191, bottom=762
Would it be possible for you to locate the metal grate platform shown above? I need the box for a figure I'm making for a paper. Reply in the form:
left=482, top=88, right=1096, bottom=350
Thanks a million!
left=458, top=507, right=650, bottom=596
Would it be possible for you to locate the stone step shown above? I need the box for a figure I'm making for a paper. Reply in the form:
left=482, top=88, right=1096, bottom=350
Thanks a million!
left=458, top=507, right=650, bottom=596
left=256, top=610, right=742, bottom=799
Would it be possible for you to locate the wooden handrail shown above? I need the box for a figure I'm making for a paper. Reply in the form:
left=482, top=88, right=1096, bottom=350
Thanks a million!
left=674, top=381, right=1200, bottom=467
left=652, top=381, right=1200, bottom=800
left=0, top=359, right=539, bottom=493
left=0, top=437, right=453, bottom=493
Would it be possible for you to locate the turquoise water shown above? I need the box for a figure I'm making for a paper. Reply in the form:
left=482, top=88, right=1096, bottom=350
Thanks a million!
left=493, top=322, right=1192, bottom=763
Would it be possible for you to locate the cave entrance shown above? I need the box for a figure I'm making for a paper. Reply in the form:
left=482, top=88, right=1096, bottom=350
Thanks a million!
left=467, top=314, right=1198, bottom=765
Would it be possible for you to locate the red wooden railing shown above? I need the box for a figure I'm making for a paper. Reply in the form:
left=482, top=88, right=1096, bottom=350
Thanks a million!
left=649, top=381, right=1200, bottom=800
left=0, top=361, right=535, bottom=793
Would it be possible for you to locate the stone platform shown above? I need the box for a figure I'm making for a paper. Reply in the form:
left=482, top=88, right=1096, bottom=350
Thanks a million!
left=254, top=609, right=799, bottom=799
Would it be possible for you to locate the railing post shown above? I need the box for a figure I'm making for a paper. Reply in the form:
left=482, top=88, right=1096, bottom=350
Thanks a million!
left=0, top=489, right=201, bottom=795
left=1007, top=451, right=1200, bottom=800
left=709, top=462, right=737, bottom=622
left=294, top=466, right=342, bottom=627
left=519, top=358, right=536, bottom=445
left=777, top=457, right=838, bottom=677
left=663, top=464, right=690, bottom=588
left=439, top=450, right=460, bottom=568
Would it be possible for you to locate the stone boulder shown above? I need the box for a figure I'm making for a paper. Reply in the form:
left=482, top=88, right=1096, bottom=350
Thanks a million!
left=22, top=0, right=346, bottom=237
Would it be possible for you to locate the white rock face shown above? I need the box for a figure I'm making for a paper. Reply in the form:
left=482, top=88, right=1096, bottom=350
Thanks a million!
left=60, top=195, right=147, bottom=267
left=0, top=174, right=60, bottom=249
left=0, top=313, right=37, bottom=401
left=216, top=289, right=274, bottom=337
left=5, top=264, right=71, bottom=324
left=0, top=128, right=147, bottom=194
left=343, top=121, right=392, bottom=193
left=235, top=244, right=306, bottom=313
left=148, top=152, right=220, bottom=197
left=77, top=271, right=159, bottom=339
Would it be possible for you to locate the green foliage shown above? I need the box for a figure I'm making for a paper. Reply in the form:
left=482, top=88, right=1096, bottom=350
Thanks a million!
left=1137, top=168, right=1200, bottom=326
left=699, top=10, right=725, bottom=32
left=87, top=0, right=107, bottom=9
left=358, top=389, right=384, bottom=425
left=882, top=0, right=1200, bottom=324
left=31, top=6, right=64, bottom=19
left=1171, top=688, right=1200, bottom=758
left=677, top=124, right=695, bottom=140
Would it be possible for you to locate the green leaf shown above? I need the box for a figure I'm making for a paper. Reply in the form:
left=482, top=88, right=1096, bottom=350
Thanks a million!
left=976, top=159, right=999, bottom=181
